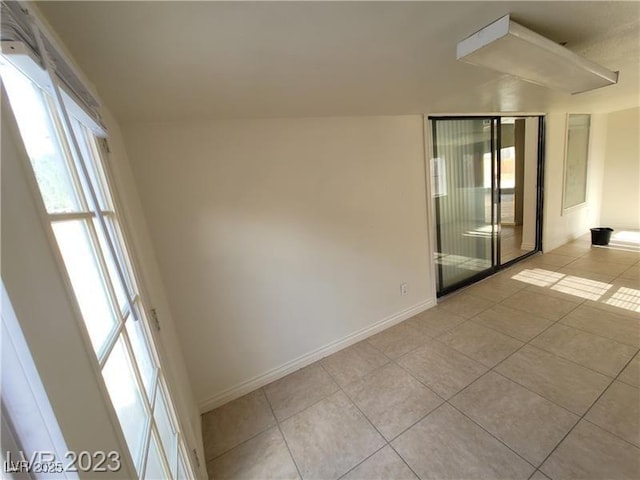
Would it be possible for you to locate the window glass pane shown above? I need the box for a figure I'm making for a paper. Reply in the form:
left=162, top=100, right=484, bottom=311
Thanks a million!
left=107, top=216, right=137, bottom=290
left=0, top=63, right=82, bottom=213
left=144, top=431, right=171, bottom=480
left=71, top=117, right=111, bottom=210
left=126, top=314, right=157, bottom=396
left=154, top=384, right=177, bottom=473
left=102, top=336, right=149, bottom=470
left=93, top=217, right=129, bottom=311
left=52, top=220, right=118, bottom=353
left=103, top=215, right=138, bottom=303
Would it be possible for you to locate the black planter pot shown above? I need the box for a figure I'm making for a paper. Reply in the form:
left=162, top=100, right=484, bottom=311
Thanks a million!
left=590, top=227, right=614, bottom=246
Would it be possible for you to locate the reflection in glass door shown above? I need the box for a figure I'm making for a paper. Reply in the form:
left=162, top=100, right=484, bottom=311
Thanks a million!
left=431, top=118, right=498, bottom=295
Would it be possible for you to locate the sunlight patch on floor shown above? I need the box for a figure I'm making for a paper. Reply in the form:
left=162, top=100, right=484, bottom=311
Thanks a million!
left=612, top=230, right=640, bottom=244
left=605, top=286, right=640, bottom=312
left=512, top=266, right=640, bottom=313
left=511, top=268, right=564, bottom=287
left=551, top=276, right=612, bottom=301
left=594, top=230, right=640, bottom=252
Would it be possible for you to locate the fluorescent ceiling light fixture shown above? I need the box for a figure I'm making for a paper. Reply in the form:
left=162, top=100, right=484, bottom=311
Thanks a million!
left=457, top=15, right=619, bottom=94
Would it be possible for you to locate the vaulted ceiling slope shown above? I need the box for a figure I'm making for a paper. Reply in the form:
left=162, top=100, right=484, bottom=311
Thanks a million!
left=36, top=1, right=640, bottom=123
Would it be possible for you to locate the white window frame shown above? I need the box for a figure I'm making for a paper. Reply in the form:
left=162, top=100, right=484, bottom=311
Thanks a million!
left=1, top=19, right=198, bottom=480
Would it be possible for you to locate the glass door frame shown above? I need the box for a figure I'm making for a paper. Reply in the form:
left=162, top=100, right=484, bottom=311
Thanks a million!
left=428, top=115, right=545, bottom=297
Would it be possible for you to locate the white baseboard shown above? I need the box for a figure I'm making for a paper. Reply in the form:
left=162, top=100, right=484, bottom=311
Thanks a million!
left=198, top=297, right=437, bottom=413
left=520, top=242, right=536, bottom=250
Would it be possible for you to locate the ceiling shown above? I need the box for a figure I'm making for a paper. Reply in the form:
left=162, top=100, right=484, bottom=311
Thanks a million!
left=36, top=1, right=640, bottom=124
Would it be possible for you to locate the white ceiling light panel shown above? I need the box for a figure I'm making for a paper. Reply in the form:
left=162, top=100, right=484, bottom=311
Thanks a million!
left=457, top=15, right=619, bottom=94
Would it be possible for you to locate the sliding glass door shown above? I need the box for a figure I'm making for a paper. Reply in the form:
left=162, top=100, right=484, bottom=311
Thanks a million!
left=499, top=117, right=541, bottom=265
left=430, top=116, right=543, bottom=296
left=431, top=118, right=498, bottom=295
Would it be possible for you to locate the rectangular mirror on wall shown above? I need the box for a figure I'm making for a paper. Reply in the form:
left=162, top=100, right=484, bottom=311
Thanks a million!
left=563, top=114, right=591, bottom=211
left=430, top=115, right=544, bottom=297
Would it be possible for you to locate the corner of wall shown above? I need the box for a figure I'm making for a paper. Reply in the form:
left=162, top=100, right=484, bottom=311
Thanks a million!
left=599, top=106, right=640, bottom=231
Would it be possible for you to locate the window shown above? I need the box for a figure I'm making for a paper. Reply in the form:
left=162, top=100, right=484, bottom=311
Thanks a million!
left=1, top=50, right=195, bottom=480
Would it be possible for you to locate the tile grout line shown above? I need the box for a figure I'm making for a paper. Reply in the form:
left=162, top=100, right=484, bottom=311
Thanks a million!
left=386, top=442, right=424, bottom=480
left=500, top=254, right=640, bottom=318
left=581, top=417, right=640, bottom=451
left=204, top=243, right=637, bottom=477
left=205, top=422, right=274, bottom=463
left=375, top=357, right=539, bottom=473
left=475, top=298, right=609, bottom=418
left=445, top=401, right=538, bottom=471
left=534, top=350, right=640, bottom=474
left=204, top=391, right=285, bottom=464
left=488, top=370, right=587, bottom=419
left=552, top=319, right=640, bottom=349
left=206, top=379, right=339, bottom=474
left=345, top=384, right=428, bottom=480
left=316, top=360, right=425, bottom=479
left=245, top=304, right=620, bottom=464
left=203, top=362, right=373, bottom=466
left=467, top=314, right=552, bottom=344
left=267, top=378, right=342, bottom=425
left=260, top=388, right=305, bottom=480
left=410, top=253, right=625, bottom=377
left=527, top=468, right=545, bottom=480
left=368, top=363, right=446, bottom=444
left=334, top=378, right=388, bottom=440
left=374, top=315, right=479, bottom=364
left=365, top=332, right=431, bottom=365
left=331, top=368, right=426, bottom=480
left=488, top=299, right=583, bottom=372
left=319, top=359, right=442, bottom=480
left=489, top=266, right=639, bottom=393
left=260, top=356, right=386, bottom=431
left=495, top=338, right=631, bottom=383
left=206, top=362, right=346, bottom=464
left=616, top=349, right=640, bottom=388
left=438, top=299, right=496, bottom=322
left=432, top=354, right=573, bottom=470
left=334, top=444, right=389, bottom=480
left=391, top=356, right=449, bottom=402
left=525, top=341, right=640, bottom=379
left=226, top=354, right=617, bottom=475
left=399, top=298, right=593, bottom=471
left=389, top=360, right=551, bottom=473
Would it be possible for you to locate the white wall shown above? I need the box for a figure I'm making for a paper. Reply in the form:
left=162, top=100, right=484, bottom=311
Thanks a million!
left=542, top=113, right=607, bottom=251
left=123, top=115, right=435, bottom=411
left=102, top=111, right=207, bottom=477
left=600, top=106, right=640, bottom=230
left=1, top=101, right=137, bottom=479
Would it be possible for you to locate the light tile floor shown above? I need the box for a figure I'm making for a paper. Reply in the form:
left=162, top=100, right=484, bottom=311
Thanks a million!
left=202, top=236, right=640, bottom=479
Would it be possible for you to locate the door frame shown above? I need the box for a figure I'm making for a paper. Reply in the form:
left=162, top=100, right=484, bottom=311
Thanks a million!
left=426, top=115, right=546, bottom=297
